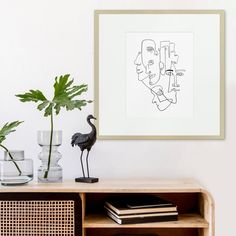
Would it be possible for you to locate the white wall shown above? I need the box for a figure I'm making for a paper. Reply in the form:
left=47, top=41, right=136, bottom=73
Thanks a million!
left=0, top=0, right=234, bottom=235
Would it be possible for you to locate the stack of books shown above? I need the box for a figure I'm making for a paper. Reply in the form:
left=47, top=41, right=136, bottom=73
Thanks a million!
left=114, top=235, right=158, bottom=236
left=104, top=195, right=178, bottom=224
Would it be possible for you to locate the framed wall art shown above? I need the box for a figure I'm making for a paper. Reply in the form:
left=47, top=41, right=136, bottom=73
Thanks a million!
left=94, top=10, right=225, bottom=140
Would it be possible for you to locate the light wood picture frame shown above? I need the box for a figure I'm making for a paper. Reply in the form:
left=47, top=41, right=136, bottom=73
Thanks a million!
left=94, top=10, right=225, bottom=140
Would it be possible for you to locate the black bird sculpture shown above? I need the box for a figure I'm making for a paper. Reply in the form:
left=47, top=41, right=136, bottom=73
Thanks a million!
left=71, top=114, right=98, bottom=183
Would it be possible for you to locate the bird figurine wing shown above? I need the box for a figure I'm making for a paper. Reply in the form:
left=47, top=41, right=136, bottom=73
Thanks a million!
left=71, top=133, right=90, bottom=146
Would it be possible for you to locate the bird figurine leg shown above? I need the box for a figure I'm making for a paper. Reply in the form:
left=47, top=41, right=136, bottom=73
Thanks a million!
left=86, top=150, right=90, bottom=178
left=75, top=149, right=98, bottom=183
left=80, top=151, right=85, bottom=178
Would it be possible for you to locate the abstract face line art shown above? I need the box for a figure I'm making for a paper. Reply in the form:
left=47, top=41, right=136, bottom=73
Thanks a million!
left=134, top=39, right=185, bottom=112
left=134, top=52, right=148, bottom=81
left=141, top=39, right=161, bottom=85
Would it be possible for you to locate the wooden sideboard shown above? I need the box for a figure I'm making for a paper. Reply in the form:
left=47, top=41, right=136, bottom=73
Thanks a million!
left=0, top=179, right=214, bottom=236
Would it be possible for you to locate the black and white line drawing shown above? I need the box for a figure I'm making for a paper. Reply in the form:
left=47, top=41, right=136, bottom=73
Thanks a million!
left=134, top=39, right=185, bottom=111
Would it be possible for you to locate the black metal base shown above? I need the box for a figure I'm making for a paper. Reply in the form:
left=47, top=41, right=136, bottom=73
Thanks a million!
left=75, top=177, right=99, bottom=183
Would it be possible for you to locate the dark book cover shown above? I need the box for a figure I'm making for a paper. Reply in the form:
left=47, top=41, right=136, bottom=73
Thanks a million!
left=126, top=195, right=173, bottom=209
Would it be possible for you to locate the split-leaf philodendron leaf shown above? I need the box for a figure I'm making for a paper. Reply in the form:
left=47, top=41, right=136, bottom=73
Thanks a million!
left=16, top=74, right=92, bottom=117
left=0, top=121, right=24, bottom=144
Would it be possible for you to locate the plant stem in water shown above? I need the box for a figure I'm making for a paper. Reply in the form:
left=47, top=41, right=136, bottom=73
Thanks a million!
left=44, top=111, right=54, bottom=179
left=0, top=144, right=22, bottom=176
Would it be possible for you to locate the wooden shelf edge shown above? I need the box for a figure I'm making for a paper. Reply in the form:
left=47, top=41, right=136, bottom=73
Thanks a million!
left=84, top=213, right=209, bottom=229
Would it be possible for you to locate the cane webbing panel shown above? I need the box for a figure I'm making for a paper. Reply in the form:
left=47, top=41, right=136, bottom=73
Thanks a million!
left=0, top=200, right=74, bottom=236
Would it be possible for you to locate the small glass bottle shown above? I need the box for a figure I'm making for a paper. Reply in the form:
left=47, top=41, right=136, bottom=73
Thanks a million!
left=0, top=150, right=33, bottom=186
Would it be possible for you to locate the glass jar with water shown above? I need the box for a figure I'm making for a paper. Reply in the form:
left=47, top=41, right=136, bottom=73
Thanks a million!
left=0, top=150, right=33, bottom=185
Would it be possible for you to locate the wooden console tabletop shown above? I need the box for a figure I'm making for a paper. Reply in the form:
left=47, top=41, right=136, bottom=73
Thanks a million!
left=0, top=178, right=205, bottom=193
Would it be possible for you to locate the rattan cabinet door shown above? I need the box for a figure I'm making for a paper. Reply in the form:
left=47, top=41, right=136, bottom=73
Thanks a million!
left=0, top=193, right=82, bottom=236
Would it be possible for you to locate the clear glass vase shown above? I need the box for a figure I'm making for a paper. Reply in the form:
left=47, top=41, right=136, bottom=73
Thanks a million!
left=0, top=150, right=33, bottom=186
left=37, top=130, right=62, bottom=183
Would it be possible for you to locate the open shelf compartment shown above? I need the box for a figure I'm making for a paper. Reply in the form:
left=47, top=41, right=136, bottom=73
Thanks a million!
left=82, top=191, right=213, bottom=236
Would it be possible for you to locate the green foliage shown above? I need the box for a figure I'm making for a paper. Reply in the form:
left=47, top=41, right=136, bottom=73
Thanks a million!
left=15, top=74, right=92, bottom=178
left=0, top=121, right=23, bottom=144
left=16, top=74, right=92, bottom=117
left=16, top=90, right=47, bottom=103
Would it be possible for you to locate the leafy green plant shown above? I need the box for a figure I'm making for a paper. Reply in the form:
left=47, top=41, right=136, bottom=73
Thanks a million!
left=16, top=74, right=92, bottom=178
left=0, top=121, right=24, bottom=175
